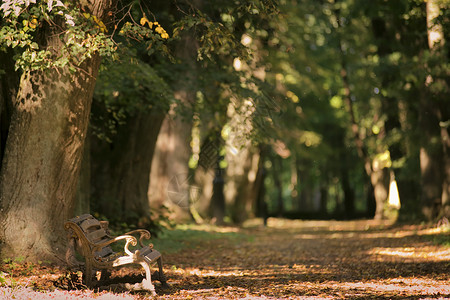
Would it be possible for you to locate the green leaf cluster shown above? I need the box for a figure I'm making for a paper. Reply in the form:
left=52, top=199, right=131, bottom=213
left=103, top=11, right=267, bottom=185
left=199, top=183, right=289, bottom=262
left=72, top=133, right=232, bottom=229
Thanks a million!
left=91, top=54, right=174, bottom=142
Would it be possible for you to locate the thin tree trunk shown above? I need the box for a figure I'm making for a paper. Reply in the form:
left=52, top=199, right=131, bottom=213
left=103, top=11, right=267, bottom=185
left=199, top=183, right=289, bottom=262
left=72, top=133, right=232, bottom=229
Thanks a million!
left=340, top=64, right=388, bottom=219
left=210, top=164, right=225, bottom=225
left=0, top=48, right=19, bottom=165
left=250, top=148, right=266, bottom=218
left=440, top=118, right=450, bottom=218
left=341, top=167, right=355, bottom=219
left=419, top=0, right=447, bottom=220
left=272, top=155, right=284, bottom=216
left=319, top=182, right=328, bottom=216
left=255, top=146, right=268, bottom=222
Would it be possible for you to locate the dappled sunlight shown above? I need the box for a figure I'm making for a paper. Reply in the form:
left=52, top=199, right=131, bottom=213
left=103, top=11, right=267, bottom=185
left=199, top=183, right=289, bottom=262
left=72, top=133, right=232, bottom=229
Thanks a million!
left=370, top=247, right=450, bottom=261
left=2, top=220, right=449, bottom=299
left=272, top=277, right=450, bottom=298
left=358, top=226, right=449, bottom=240
left=175, top=223, right=241, bottom=233
left=187, top=267, right=246, bottom=277
left=165, top=263, right=450, bottom=299
left=326, top=278, right=450, bottom=296
left=266, top=218, right=396, bottom=232
left=180, top=263, right=334, bottom=278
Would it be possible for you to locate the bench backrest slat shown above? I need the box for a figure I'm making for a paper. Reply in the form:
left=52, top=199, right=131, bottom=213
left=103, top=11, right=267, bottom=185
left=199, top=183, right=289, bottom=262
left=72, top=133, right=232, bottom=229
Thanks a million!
left=71, top=214, right=93, bottom=225
left=80, top=219, right=102, bottom=231
left=66, top=214, right=116, bottom=259
left=95, top=246, right=114, bottom=258
left=86, top=228, right=109, bottom=244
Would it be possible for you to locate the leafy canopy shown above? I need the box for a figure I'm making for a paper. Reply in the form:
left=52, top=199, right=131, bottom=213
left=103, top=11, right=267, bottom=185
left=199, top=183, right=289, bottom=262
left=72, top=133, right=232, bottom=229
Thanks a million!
left=0, top=0, right=170, bottom=71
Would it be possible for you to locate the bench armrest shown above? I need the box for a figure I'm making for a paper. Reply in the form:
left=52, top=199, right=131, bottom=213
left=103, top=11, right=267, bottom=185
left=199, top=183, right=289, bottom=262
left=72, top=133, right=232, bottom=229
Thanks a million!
left=123, top=229, right=152, bottom=248
left=93, top=235, right=138, bottom=256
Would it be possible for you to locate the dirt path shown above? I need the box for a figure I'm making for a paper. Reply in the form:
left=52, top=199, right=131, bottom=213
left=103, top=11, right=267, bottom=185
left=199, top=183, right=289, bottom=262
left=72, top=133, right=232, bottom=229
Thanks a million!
left=1, top=219, right=449, bottom=299
left=159, top=219, right=450, bottom=299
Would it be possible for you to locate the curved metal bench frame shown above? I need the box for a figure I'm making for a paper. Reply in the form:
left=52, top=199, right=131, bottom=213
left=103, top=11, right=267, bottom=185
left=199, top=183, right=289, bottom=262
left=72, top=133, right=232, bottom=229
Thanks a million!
left=64, top=214, right=167, bottom=295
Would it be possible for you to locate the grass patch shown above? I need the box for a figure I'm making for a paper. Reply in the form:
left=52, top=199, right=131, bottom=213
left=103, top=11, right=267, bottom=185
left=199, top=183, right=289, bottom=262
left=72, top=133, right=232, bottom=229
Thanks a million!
left=152, top=224, right=253, bottom=254
left=423, top=232, right=450, bottom=247
left=419, top=224, right=450, bottom=247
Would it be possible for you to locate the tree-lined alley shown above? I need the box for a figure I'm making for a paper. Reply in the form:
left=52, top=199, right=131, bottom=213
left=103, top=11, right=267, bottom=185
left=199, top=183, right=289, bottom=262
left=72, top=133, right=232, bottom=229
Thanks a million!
left=0, top=0, right=449, bottom=268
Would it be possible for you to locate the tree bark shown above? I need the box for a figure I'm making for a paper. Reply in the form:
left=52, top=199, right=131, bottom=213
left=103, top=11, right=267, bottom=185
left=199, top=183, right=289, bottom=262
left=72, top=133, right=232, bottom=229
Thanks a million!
left=418, top=85, right=443, bottom=220
left=91, top=111, right=165, bottom=221
left=75, top=132, right=91, bottom=216
left=227, top=149, right=260, bottom=224
left=0, top=59, right=101, bottom=262
left=148, top=112, right=193, bottom=221
left=0, top=1, right=112, bottom=263
left=224, top=100, right=261, bottom=223
left=148, top=24, right=198, bottom=222
left=419, top=0, right=447, bottom=220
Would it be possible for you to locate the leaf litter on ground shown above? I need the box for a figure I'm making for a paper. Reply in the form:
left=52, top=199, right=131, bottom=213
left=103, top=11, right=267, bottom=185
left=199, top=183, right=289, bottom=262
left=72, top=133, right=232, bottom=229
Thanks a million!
left=0, top=218, right=449, bottom=299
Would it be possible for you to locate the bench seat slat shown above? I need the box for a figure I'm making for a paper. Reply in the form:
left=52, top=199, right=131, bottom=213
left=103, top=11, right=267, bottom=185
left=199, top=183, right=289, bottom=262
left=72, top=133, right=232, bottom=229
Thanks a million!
left=139, top=248, right=161, bottom=263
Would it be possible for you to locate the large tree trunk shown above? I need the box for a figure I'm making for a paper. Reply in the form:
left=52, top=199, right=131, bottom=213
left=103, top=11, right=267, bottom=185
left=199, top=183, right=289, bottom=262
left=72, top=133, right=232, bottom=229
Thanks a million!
left=0, top=1, right=112, bottom=263
left=148, top=112, right=193, bottom=221
left=224, top=98, right=262, bottom=224
left=226, top=140, right=261, bottom=224
left=272, top=155, right=284, bottom=216
left=91, top=112, right=165, bottom=221
left=0, top=60, right=101, bottom=263
left=148, top=25, right=199, bottom=221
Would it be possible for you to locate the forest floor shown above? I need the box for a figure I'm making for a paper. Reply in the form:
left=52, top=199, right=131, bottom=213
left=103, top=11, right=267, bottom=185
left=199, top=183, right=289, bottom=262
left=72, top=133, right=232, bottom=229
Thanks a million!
left=1, top=218, right=449, bottom=299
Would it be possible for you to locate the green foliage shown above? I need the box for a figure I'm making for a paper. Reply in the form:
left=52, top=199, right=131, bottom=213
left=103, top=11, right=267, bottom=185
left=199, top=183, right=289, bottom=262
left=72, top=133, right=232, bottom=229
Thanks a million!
left=254, top=0, right=449, bottom=218
left=428, top=233, right=450, bottom=247
left=0, top=0, right=171, bottom=71
left=93, top=205, right=174, bottom=240
left=154, top=224, right=252, bottom=254
left=91, top=53, right=174, bottom=142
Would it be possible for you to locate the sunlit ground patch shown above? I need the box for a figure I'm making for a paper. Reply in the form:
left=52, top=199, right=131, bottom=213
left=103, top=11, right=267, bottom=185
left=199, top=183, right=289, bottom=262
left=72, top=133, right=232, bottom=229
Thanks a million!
left=328, top=278, right=450, bottom=296
left=370, top=247, right=450, bottom=260
left=0, top=287, right=136, bottom=300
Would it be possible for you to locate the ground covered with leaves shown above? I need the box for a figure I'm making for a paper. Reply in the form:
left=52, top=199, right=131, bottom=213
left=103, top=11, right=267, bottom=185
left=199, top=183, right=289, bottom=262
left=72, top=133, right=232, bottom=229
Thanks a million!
left=1, top=218, right=449, bottom=299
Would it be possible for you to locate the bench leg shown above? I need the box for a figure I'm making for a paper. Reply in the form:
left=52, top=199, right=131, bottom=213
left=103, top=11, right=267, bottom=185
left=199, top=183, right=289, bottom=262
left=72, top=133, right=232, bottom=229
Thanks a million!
left=83, top=261, right=94, bottom=288
left=100, top=269, right=111, bottom=283
left=139, top=261, right=156, bottom=296
left=156, top=256, right=170, bottom=288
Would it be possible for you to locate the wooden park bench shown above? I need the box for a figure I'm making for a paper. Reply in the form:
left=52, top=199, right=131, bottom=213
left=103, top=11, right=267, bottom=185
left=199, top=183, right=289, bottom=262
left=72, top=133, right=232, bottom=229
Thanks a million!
left=64, top=214, right=168, bottom=295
